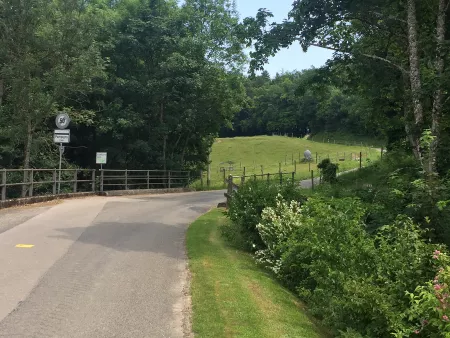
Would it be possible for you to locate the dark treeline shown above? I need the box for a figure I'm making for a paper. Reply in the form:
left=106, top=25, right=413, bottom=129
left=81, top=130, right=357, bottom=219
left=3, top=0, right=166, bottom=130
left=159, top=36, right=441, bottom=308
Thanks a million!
left=220, top=68, right=382, bottom=140
left=0, top=0, right=246, bottom=171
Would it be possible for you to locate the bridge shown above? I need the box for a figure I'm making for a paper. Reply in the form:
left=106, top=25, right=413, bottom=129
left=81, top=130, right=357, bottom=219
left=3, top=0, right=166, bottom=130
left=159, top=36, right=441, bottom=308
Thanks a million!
left=0, top=190, right=224, bottom=337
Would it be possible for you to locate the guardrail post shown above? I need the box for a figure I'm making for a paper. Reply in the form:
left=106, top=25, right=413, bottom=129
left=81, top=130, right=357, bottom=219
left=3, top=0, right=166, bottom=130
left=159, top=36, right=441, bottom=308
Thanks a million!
left=29, top=169, right=34, bottom=197
left=100, top=170, right=104, bottom=192
left=53, top=169, right=57, bottom=195
left=125, top=169, right=128, bottom=190
left=146, top=170, right=150, bottom=189
left=91, top=169, right=96, bottom=192
left=73, top=169, right=78, bottom=193
left=168, top=171, right=171, bottom=189
left=1, top=169, right=6, bottom=201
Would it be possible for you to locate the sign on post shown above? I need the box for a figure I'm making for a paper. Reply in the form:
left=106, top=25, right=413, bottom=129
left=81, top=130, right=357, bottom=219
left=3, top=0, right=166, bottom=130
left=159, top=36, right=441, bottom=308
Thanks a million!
left=55, top=113, right=70, bottom=129
left=53, top=129, right=70, bottom=144
left=96, top=152, right=107, bottom=165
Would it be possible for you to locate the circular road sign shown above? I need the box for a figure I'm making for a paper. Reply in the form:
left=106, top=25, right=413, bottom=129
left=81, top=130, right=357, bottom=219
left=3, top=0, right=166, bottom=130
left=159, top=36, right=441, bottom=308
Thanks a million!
left=55, top=113, right=70, bottom=129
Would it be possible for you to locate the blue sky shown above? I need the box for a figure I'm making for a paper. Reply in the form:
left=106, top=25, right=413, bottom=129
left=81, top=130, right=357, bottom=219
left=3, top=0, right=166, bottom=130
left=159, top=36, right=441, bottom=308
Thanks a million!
left=235, top=0, right=333, bottom=77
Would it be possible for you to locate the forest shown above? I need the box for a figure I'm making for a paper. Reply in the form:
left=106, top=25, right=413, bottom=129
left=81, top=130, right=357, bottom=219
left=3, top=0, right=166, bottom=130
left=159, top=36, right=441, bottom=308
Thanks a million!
left=0, top=0, right=247, bottom=172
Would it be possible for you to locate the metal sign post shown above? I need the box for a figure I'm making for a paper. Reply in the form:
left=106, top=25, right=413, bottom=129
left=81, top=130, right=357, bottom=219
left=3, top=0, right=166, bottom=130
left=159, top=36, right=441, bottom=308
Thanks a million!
left=54, top=113, right=71, bottom=195
left=58, top=144, right=64, bottom=194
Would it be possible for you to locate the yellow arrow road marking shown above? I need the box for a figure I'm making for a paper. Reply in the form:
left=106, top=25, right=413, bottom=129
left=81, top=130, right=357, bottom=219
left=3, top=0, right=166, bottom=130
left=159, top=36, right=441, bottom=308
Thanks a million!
left=15, top=244, right=35, bottom=248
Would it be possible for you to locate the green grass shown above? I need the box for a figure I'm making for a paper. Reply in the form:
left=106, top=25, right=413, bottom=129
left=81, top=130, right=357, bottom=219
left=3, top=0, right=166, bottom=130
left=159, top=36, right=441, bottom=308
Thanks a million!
left=187, top=209, right=328, bottom=338
left=203, top=136, right=381, bottom=186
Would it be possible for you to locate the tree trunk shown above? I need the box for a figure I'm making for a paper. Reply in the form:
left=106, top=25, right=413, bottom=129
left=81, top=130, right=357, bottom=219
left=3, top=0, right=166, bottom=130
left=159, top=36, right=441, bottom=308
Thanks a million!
left=180, top=136, right=190, bottom=166
left=406, top=0, right=425, bottom=165
left=22, top=118, right=33, bottom=197
left=429, top=0, right=447, bottom=175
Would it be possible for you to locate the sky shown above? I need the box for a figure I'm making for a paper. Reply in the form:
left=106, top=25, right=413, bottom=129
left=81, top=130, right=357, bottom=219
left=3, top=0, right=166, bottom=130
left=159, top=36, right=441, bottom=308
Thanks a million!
left=235, top=0, right=334, bottom=77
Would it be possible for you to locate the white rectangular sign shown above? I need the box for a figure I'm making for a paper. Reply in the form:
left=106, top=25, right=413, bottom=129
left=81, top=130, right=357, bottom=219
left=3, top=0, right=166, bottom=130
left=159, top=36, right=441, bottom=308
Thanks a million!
left=96, top=152, right=107, bottom=164
left=54, top=129, right=70, bottom=144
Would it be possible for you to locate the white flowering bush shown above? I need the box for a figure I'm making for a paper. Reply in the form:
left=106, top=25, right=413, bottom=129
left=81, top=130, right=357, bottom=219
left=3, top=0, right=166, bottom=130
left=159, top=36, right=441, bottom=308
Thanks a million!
left=255, top=194, right=302, bottom=273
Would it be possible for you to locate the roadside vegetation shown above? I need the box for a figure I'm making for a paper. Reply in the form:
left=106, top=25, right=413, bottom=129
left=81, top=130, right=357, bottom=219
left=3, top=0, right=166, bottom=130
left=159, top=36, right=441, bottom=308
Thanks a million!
left=187, top=209, right=328, bottom=338
left=223, top=151, right=450, bottom=337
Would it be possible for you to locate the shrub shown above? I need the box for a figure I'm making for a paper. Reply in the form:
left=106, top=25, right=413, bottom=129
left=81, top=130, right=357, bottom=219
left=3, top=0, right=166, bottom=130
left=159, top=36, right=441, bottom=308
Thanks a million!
left=227, top=180, right=306, bottom=251
left=256, top=196, right=440, bottom=337
left=317, top=158, right=339, bottom=183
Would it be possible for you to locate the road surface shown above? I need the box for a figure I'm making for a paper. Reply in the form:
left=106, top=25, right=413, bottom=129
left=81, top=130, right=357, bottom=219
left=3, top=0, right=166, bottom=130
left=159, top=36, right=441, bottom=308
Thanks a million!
left=0, top=191, right=225, bottom=338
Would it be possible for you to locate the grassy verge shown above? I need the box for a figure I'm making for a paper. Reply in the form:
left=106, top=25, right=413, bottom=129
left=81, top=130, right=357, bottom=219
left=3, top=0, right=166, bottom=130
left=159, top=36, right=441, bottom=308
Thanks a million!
left=187, top=209, right=328, bottom=338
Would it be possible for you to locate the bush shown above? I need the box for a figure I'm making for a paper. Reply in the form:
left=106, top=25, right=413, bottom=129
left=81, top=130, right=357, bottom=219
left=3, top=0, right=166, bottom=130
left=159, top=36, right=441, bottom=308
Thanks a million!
left=256, top=196, right=440, bottom=337
left=227, top=180, right=306, bottom=251
left=317, top=158, right=338, bottom=183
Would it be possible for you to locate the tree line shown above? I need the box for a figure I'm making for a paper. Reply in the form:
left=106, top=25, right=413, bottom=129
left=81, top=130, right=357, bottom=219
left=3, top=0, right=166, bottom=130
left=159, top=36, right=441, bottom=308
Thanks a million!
left=220, top=68, right=381, bottom=140
left=0, top=0, right=246, bottom=172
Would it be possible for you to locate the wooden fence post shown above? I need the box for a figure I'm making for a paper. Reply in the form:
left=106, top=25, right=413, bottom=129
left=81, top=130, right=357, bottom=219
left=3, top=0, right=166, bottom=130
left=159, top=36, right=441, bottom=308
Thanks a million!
left=29, top=169, right=34, bottom=197
left=53, top=169, right=57, bottom=195
left=291, top=172, right=295, bottom=185
left=294, top=160, right=297, bottom=173
left=1, top=169, right=6, bottom=201
left=227, top=175, right=233, bottom=206
left=73, top=169, right=78, bottom=193
left=267, top=173, right=270, bottom=183
left=279, top=172, right=283, bottom=185
left=359, top=152, right=362, bottom=169
left=100, top=169, right=104, bottom=193
left=207, top=164, right=211, bottom=188
left=311, top=170, right=314, bottom=190
left=92, top=169, right=96, bottom=192
left=316, top=152, right=318, bottom=164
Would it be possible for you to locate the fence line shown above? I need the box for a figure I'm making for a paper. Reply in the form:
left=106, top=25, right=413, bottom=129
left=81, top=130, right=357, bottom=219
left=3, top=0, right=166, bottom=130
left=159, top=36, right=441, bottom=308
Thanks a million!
left=0, top=169, right=192, bottom=202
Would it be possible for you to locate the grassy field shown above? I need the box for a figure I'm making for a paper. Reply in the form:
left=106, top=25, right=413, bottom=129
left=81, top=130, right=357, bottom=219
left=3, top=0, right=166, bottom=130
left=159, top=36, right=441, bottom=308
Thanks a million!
left=194, top=136, right=381, bottom=189
left=187, top=209, right=329, bottom=338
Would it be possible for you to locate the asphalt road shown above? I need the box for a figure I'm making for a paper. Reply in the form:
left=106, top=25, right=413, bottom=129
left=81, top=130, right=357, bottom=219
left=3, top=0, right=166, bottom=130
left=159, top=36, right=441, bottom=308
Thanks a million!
left=0, top=191, right=225, bottom=338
